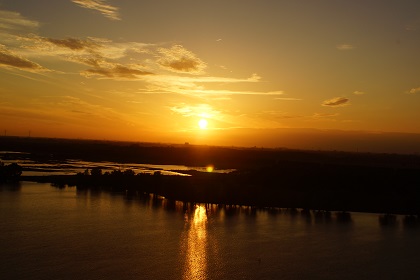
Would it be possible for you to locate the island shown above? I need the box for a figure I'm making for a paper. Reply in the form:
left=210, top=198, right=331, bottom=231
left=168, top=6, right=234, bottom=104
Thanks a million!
left=1, top=136, right=420, bottom=215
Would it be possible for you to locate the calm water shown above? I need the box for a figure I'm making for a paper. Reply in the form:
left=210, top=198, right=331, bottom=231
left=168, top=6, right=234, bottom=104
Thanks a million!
left=0, top=151, right=235, bottom=176
left=1, top=182, right=420, bottom=280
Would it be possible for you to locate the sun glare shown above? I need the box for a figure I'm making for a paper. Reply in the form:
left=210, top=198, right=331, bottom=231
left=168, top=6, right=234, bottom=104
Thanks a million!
left=198, top=119, right=208, bottom=129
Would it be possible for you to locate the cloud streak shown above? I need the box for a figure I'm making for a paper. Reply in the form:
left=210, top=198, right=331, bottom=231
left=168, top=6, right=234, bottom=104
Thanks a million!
left=0, top=47, right=44, bottom=71
left=0, top=10, right=39, bottom=31
left=408, top=87, right=420, bottom=94
left=336, top=44, right=355, bottom=51
left=0, top=10, right=285, bottom=97
left=322, top=97, right=349, bottom=107
left=45, top=37, right=100, bottom=50
left=312, top=113, right=339, bottom=118
left=71, top=0, right=120, bottom=20
left=82, top=63, right=153, bottom=79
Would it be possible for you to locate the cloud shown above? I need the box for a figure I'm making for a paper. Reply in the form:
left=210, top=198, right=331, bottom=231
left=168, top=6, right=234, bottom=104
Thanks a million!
left=0, top=10, right=39, bottom=31
left=71, top=0, right=120, bottom=20
left=274, top=97, right=302, bottom=101
left=184, top=89, right=284, bottom=96
left=322, top=97, right=349, bottom=107
left=259, top=110, right=302, bottom=119
left=157, top=45, right=207, bottom=74
left=10, top=34, right=156, bottom=79
left=155, top=73, right=262, bottom=84
left=0, top=47, right=44, bottom=71
left=353, top=90, right=365, bottom=95
left=408, top=87, right=420, bottom=94
left=247, top=73, right=261, bottom=81
left=143, top=73, right=283, bottom=97
left=312, top=113, right=339, bottom=118
left=25, top=35, right=153, bottom=63
left=336, top=44, right=355, bottom=50
left=81, top=63, right=153, bottom=79
left=45, top=37, right=100, bottom=51
left=170, top=103, right=221, bottom=119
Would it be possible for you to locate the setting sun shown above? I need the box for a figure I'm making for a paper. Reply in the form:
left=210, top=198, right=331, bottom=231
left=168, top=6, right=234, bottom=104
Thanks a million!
left=198, top=119, right=208, bottom=129
left=1, top=1, right=420, bottom=153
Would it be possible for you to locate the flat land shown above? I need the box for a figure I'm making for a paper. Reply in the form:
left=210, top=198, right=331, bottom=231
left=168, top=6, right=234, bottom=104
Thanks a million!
left=2, top=136, right=420, bottom=215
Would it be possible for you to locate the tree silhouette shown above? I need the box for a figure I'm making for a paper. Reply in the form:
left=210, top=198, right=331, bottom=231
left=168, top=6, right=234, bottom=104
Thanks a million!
left=0, top=162, right=23, bottom=182
left=90, top=167, right=103, bottom=176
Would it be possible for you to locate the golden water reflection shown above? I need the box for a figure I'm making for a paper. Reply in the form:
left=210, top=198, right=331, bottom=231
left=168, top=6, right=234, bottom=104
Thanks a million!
left=182, top=205, right=208, bottom=280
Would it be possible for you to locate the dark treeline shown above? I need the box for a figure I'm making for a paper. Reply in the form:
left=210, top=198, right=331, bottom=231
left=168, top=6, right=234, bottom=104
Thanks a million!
left=28, top=161, right=420, bottom=215
left=3, top=136, right=420, bottom=215
left=0, top=162, right=22, bottom=182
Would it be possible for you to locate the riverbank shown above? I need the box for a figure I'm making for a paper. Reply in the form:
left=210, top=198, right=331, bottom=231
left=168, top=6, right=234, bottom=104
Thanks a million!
left=3, top=136, right=420, bottom=215
left=20, top=159, right=420, bottom=215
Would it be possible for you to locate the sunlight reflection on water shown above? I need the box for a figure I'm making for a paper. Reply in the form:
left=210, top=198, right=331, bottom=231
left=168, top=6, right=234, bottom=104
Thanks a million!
left=3, top=183, right=420, bottom=279
left=182, top=205, right=208, bottom=280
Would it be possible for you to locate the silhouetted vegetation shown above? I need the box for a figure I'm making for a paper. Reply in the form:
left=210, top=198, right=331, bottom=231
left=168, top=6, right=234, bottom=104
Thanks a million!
left=25, top=162, right=420, bottom=215
left=3, top=136, right=420, bottom=215
left=0, top=162, right=22, bottom=182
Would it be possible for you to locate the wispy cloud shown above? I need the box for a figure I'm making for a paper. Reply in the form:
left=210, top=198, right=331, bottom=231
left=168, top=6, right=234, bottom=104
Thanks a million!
left=157, top=45, right=207, bottom=74
left=144, top=75, right=284, bottom=96
left=258, top=110, right=302, bottom=119
left=71, top=0, right=120, bottom=20
left=353, top=90, right=365, bottom=95
left=312, top=113, right=339, bottom=118
left=322, top=97, right=349, bottom=107
left=0, top=46, right=45, bottom=71
left=0, top=10, right=39, bottom=31
left=0, top=10, right=285, bottom=97
left=408, top=87, right=420, bottom=94
left=45, top=37, right=100, bottom=50
left=169, top=103, right=222, bottom=119
left=336, top=44, right=355, bottom=51
left=248, top=73, right=261, bottom=81
left=182, top=89, right=284, bottom=96
left=81, top=63, right=153, bottom=79
left=274, top=97, right=302, bottom=101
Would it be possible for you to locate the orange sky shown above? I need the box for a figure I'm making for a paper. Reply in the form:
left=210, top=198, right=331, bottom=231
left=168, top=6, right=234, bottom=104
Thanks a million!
left=1, top=1, right=420, bottom=152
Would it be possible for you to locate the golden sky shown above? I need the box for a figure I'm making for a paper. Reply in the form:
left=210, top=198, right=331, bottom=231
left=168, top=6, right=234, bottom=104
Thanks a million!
left=1, top=1, right=420, bottom=151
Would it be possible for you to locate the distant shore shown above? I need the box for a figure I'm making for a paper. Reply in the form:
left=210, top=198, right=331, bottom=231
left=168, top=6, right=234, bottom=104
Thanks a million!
left=20, top=162, right=420, bottom=215
left=2, top=136, right=420, bottom=215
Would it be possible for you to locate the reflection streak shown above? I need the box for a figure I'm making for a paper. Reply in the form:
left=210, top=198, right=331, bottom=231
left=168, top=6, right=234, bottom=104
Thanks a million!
left=182, top=205, right=208, bottom=280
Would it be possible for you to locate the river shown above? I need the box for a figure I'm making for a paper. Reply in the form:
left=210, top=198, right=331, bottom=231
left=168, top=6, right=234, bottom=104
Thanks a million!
left=1, top=181, right=420, bottom=279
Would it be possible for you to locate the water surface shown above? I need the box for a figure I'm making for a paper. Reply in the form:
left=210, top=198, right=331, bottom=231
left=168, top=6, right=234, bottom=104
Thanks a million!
left=1, top=182, right=419, bottom=279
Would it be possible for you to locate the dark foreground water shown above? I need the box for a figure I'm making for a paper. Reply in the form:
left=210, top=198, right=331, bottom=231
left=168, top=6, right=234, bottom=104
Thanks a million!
left=1, top=182, right=420, bottom=280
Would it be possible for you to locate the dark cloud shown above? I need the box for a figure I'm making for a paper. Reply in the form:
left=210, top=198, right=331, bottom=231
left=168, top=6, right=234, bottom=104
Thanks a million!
left=45, top=38, right=98, bottom=50
left=0, top=49, right=43, bottom=70
left=83, top=64, right=153, bottom=79
left=165, top=57, right=202, bottom=72
left=157, top=45, right=206, bottom=74
left=322, top=97, right=349, bottom=107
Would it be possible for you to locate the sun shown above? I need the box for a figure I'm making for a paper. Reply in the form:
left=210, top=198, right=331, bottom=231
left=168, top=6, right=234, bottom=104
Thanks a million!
left=198, top=119, right=208, bottom=129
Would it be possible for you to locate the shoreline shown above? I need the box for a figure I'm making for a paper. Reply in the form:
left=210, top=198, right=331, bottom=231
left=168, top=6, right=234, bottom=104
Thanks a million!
left=2, top=136, right=420, bottom=216
left=17, top=169, right=420, bottom=216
